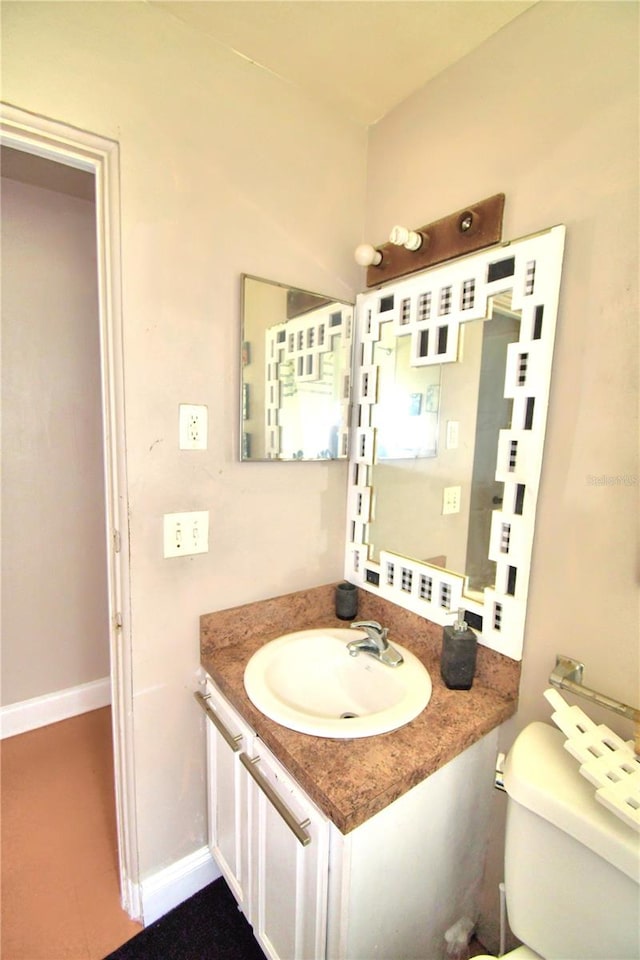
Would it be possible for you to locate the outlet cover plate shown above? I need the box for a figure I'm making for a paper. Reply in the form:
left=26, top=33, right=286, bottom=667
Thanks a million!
left=179, top=404, right=208, bottom=450
left=442, top=485, right=461, bottom=515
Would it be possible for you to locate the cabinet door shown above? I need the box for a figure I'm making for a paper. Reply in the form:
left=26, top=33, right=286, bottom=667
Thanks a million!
left=245, top=739, right=330, bottom=960
left=202, top=680, right=252, bottom=912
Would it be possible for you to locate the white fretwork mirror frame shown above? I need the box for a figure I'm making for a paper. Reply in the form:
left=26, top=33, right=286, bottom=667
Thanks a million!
left=344, top=225, right=566, bottom=661
left=264, top=300, right=353, bottom=460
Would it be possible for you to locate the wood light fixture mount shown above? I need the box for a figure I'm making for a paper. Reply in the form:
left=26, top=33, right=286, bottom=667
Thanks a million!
left=358, top=193, right=505, bottom=288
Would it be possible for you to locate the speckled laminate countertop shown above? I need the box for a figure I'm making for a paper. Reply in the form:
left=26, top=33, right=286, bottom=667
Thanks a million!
left=200, top=583, right=520, bottom=834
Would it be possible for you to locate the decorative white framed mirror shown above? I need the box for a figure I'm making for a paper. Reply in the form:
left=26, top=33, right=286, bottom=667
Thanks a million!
left=344, top=225, right=566, bottom=660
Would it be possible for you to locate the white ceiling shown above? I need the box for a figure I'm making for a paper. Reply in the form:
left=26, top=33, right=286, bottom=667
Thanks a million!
left=150, top=0, right=537, bottom=125
left=1, top=1, right=537, bottom=196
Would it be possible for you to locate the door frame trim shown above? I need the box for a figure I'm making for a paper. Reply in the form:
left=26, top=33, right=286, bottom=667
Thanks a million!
left=1, top=101, right=140, bottom=919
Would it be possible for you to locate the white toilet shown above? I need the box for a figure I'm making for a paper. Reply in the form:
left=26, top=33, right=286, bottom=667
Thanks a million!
left=476, top=721, right=640, bottom=960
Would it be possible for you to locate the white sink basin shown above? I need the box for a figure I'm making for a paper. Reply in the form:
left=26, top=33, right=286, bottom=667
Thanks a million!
left=243, top=628, right=432, bottom=739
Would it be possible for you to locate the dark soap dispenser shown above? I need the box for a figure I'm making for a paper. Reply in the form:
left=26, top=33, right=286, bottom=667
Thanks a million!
left=441, top=608, right=477, bottom=690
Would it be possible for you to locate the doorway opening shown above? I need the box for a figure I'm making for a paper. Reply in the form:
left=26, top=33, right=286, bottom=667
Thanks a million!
left=0, top=104, right=138, bottom=919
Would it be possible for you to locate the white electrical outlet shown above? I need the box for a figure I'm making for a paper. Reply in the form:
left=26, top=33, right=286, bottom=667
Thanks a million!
left=163, top=511, right=209, bottom=557
left=442, top=485, right=461, bottom=515
left=179, top=404, right=208, bottom=450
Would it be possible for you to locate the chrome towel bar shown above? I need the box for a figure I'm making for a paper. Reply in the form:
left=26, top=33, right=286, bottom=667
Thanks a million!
left=549, top=656, right=640, bottom=724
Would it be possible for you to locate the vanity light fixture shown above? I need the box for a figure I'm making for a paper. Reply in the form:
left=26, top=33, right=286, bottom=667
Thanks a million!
left=358, top=194, right=505, bottom=287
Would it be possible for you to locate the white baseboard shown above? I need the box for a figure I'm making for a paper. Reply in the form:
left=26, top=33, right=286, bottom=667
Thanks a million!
left=0, top=676, right=111, bottom=739
left=139, top=846, right=221, bottom=926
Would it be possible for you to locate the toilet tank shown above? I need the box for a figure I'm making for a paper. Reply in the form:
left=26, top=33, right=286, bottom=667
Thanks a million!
left=503, top=722, right=639, bottom=960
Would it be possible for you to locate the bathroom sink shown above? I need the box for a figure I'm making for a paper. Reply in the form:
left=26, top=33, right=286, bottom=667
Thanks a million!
left=243, top=628, right=432, bottom=738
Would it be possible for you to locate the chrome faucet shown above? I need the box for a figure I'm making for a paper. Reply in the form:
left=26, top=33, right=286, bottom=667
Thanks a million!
left=347, top=620, right=404, bottom=667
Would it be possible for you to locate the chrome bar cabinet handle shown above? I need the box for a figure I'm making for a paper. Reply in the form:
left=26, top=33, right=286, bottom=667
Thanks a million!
left=194, top=691, right=243, bottom=753
left=240, top=754, right=311, bottom=847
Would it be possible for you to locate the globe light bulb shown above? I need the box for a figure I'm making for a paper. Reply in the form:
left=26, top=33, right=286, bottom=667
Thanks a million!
left=354, top=243, right=383, bottom=267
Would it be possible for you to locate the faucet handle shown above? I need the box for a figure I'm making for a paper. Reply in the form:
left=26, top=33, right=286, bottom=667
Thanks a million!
left=350, top=620, right=382, bottom=633
left=350, top=620, right=389, bottom=645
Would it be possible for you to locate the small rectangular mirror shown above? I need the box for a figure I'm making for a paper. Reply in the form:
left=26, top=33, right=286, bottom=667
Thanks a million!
left=240, top=275, right=354, bottom=461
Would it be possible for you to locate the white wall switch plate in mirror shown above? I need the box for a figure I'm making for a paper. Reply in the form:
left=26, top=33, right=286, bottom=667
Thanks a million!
left=179, top=404, right=208, bottom=450
left=446, top=420, right=459, bottom=449
left=163, top=511, right=209, bottom=557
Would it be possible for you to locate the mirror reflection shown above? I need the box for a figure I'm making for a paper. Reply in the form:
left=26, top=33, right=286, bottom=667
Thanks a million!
left=241, top=275, right=353, bottom=461
left=368, top=294, right=519, bottom=595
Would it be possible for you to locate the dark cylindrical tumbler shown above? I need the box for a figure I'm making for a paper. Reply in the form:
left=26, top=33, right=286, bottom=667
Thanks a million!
left=335, top=582, right=358, bottom=620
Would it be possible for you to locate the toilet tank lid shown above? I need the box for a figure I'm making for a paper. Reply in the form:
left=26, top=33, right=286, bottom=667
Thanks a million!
left=504, top=722, right=639, bottom=882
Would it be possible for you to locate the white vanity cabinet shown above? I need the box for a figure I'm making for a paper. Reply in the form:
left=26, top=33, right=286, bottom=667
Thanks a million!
left=200, top=678, right=331, bottom=960
left=201, top=674, right=498, bottom=960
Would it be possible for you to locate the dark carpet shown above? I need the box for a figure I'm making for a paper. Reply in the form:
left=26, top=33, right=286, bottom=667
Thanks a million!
left=103, top=878, right=266, bottom=960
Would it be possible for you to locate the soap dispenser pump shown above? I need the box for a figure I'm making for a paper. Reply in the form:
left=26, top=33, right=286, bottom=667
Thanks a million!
left=441, top=608, right=477, bottom=690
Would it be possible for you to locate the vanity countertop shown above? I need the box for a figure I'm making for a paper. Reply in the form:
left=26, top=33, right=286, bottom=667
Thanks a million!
left=200, top=583, right=519, bottom=834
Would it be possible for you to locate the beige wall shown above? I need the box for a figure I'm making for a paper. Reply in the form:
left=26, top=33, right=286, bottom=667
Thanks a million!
left=1, top=176, right=110, bottom=705
left=366, top=2, right=638, bottom=946
left=2, top=1, right=366, bottom=878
